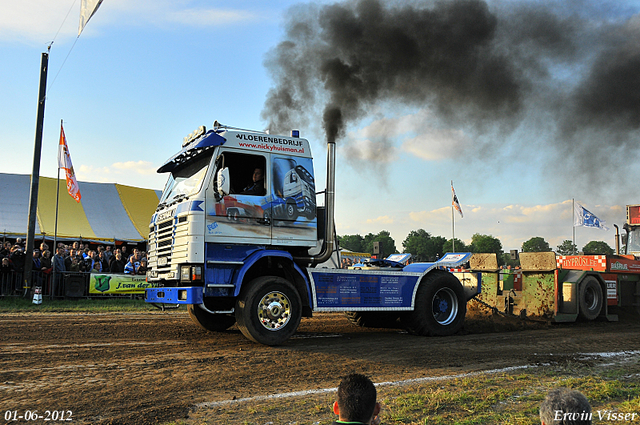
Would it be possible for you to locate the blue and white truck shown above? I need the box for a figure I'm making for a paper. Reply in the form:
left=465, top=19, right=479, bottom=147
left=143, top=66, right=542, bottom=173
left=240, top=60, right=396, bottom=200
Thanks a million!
left=145, top=122, right=480, bottom=345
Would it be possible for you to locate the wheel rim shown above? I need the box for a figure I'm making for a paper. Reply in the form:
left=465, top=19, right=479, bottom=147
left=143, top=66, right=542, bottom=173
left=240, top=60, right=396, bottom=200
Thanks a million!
left=584, top=286, right=599, bottom=310
left=257, top=291, right=292, bottom=331
left=287, top=203, right=295, bottom=217
left=431, top=287, right=458, bottom=326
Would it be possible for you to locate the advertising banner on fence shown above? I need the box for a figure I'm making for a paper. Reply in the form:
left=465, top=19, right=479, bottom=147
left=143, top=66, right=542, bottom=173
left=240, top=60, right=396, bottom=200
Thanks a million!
left=89, top=274, right=160, bottom=295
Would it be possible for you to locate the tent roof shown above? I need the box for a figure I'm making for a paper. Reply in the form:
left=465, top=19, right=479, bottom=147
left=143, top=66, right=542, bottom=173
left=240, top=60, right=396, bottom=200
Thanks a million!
left=0, top=173, right=161, bottom=242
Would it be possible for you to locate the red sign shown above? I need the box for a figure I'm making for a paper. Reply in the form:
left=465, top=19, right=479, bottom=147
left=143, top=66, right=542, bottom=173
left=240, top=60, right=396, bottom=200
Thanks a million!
left=628, top=205, right=640, bottom=225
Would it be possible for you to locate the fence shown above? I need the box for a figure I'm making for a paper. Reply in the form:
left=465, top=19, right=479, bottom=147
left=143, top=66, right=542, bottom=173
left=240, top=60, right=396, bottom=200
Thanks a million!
left=0, top=270, right=148, bottom=299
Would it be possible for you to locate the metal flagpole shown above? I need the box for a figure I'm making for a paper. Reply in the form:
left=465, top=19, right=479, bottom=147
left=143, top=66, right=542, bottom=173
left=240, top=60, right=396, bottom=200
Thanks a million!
left=52, top=121, right=62, bottom=299
left=452, top=203, right=455, bottom=252
left=23, top=49, right=50, bottom=297
left=572, top=198, right=576, bottom=254
left=451, top=180, right=456, bottom=252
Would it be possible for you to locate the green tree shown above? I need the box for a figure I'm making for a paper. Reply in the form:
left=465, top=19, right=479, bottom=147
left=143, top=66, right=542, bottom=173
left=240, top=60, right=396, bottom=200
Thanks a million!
left=556, top=240, right=578, bottom=255
left=470, top=233, right=504, bottom=265
left=402, top=229, right=446, bottom=261
left=442, top=238, right=471, bottom=254
left=582, top=241, right=614, bottom=255
left=501, top=252, right=520, bottom=269
left=363, top=230, right=397, bottom=258
left=337, top=234, right=365, bottom=253
left=522, top=237, right=551, bottom=252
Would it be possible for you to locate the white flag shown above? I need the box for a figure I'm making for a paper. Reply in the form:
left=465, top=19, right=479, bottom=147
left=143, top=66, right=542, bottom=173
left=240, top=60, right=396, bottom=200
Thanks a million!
left=574, top=203, right=608, bottom=231
left=451, top=181, right=463, bottom=218
left=78, top=0, right=104, bottom=36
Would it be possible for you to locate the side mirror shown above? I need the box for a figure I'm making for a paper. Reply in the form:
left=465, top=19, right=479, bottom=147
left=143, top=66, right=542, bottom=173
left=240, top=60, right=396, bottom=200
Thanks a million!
left=217, top=167, right=230, bottom=197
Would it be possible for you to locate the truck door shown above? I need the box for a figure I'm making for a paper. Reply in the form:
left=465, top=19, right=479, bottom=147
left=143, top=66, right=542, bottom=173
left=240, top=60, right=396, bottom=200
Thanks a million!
left=270, top=155, right=317, bottom=247
left=204, top=150, right=272, bottom=245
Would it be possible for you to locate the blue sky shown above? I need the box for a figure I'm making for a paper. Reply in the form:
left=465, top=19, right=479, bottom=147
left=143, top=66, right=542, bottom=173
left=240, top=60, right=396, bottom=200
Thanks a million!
left=1, top=0, right=639, bottom=252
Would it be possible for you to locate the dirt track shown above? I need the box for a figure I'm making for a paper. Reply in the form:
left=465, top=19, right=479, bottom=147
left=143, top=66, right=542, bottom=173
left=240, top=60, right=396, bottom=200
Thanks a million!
left=2, top=306, right=640, bottom=425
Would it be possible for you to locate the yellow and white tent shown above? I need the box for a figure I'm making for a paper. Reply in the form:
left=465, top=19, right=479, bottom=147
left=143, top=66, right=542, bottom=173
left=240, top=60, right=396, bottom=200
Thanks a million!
left=0, top=173, right=161, bottom=242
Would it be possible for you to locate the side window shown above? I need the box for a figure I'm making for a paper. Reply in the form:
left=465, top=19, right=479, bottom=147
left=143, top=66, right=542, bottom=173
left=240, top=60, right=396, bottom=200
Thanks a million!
left=222, top=152, right=266, bottom=196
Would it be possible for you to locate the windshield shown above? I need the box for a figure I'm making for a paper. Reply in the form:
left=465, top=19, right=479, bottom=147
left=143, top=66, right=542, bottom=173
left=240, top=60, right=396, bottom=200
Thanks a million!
left=627, top=228, right=640, bottom=254
left=159, top=153, right=212, bottom=204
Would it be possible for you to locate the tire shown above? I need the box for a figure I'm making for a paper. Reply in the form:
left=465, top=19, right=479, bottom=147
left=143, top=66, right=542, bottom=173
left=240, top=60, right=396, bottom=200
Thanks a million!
left=401, top=271, right=466, bottom=336
left=235, top=276, right=302, bottom=345
left=187, top=304, right=236, bottom=332
left=578, top=276, right=603, bottom=321
left=344, top=311, right=402, bottom=329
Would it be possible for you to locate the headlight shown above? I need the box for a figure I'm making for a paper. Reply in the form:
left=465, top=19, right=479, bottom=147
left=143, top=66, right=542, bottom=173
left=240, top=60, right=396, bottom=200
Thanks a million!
left=180, top=265, right=191, bottom=281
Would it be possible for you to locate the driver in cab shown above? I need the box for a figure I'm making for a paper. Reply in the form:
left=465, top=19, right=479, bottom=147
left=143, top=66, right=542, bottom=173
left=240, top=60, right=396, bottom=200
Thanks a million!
left=241, top=168, right=265, bottom=196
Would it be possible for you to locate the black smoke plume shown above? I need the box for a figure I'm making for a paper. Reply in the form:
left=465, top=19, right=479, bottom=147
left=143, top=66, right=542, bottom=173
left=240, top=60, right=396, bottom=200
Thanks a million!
left=261, top=0, right=640, bottom=197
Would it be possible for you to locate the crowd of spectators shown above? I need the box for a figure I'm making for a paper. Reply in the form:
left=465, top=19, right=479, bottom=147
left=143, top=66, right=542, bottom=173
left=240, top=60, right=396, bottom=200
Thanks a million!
left=0, top=238, right=148, bottom=277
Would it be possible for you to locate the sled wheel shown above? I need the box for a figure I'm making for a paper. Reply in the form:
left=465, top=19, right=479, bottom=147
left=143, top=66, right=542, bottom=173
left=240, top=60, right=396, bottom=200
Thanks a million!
left=401, top=270, right=466, bottom=336
left=344, top=311, right=402, bottom=329
left=187, top=304, right=236, bottom=332
left=578, top=276, right=603, bottom=321
left=235, top=276, right=301, bottom=345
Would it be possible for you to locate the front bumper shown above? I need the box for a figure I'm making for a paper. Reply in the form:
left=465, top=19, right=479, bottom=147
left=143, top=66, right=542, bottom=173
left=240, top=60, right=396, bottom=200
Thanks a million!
left=145, top=286, right=203, bottom=304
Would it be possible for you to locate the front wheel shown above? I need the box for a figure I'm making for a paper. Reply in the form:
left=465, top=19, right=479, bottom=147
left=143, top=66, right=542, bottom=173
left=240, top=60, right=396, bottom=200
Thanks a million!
left=187, top=304, right=236, bottom=332
left=235, top=276, right=302, bottom=345
left=401, top=271, right=466, bottom=336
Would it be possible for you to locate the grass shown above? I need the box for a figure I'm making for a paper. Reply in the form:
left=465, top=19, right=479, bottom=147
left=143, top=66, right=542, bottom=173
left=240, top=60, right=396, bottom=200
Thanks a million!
left=175, top=356, right=640, bottom=425
left=0, top=296, right=180, bottom=313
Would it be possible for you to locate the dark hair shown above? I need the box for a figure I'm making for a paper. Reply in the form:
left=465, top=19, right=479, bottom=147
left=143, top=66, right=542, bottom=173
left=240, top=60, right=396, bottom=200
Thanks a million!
left=337, top=373, right=377, bottom=423
left=540, top=388, right=591, bottom=425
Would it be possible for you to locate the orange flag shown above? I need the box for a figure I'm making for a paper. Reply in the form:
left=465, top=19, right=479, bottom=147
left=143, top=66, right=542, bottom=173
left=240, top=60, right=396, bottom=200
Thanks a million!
left=58, top=122, right=82, bottom=202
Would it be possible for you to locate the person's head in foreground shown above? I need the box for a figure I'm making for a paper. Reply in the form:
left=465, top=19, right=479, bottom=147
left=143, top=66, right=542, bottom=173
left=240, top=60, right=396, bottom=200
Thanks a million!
left=333, top=373, right=381, bottom=425
left=540, top=388, right=592, bottom=425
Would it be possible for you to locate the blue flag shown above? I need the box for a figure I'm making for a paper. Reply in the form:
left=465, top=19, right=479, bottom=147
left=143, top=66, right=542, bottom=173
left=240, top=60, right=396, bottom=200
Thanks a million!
left=574, top=203, right=609, bottom=231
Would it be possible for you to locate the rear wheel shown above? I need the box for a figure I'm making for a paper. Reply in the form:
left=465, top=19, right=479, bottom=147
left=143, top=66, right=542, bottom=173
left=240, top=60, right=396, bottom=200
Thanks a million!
left=401, top=271, right=466, bottom=336
left=345, top=311, right=402, bottom=329
left=579, top=276, right=603, bottom=321
left=235, top=276, right=302, bottom=345
left=187, top=304, right=236, bottom=332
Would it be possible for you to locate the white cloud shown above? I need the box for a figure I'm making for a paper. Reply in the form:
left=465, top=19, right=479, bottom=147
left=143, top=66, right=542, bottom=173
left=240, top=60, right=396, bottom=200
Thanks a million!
left=344, top=109, right=471, bottom=164
left=0, top=0, right=258, bottom=43
left=402, top=127, right=470, bottom=160
left=77, top=161, right=164, bottom=189
left=366, top=215, right=394, bottom=225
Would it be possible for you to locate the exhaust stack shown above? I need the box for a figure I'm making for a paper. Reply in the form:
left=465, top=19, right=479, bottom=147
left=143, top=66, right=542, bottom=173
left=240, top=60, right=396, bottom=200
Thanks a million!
left=295, top=141, right=336, bottom=266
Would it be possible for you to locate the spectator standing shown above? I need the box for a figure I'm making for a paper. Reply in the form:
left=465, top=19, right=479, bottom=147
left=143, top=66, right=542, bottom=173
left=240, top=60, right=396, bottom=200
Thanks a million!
left=91, top=261, right=102, bottom=273
left=1, top=241, right=12, bottom=258
left=332, top=374, right=381, bottom=425
left=65, top=249, right=76, bottom=271
left=32, top=249, right=42, bottom=271
left=10, top=245, right=25, bottom=274
left=1, top=257, right=14, bottom=287
left=98, top=251, right=109, bottom=272
left=103, top=245, right=113, bottom=264
left=109, top=251, right=125, bottom=274
left=124, top=255, right=139, bottom=274
left=69, top=257, right=81, bottom=272
left=41, top=250, right=52, bottom=272
left=540, top=388, right=592, bottom=425
left=84, top=250, right=97, bottom=271
left=136, top=258, right=148, bottom=275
